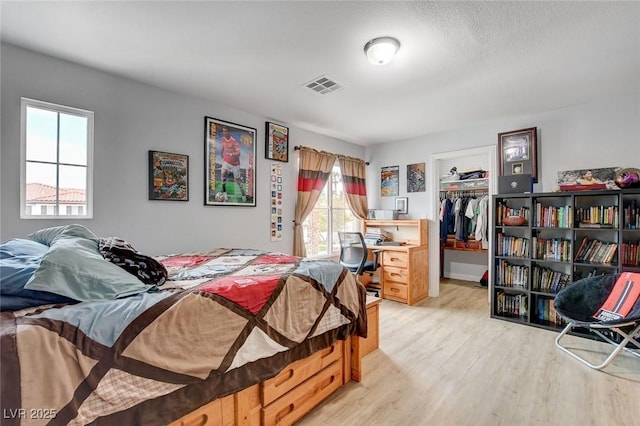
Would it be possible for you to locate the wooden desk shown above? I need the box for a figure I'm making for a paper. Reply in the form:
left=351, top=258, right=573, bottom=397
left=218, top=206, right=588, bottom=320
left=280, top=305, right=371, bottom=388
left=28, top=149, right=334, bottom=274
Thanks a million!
left=363, top=219, right=429, bottom=305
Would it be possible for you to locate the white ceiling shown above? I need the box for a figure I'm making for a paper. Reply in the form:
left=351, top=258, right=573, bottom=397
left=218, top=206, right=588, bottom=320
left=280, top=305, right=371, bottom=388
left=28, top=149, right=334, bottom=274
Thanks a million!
left=1, top=1, right=639, bottom=146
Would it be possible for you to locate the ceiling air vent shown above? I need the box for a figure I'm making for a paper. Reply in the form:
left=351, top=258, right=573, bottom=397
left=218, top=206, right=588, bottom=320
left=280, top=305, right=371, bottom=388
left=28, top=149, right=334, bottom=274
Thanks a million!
left=304, top=75, right=344, bottom=95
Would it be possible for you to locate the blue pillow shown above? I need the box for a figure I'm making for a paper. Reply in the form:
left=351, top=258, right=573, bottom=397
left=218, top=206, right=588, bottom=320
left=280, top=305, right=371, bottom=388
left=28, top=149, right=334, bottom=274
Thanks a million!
left=24, top=233, right=153, bottom=301
left=0, top=238, right=74, bottom=311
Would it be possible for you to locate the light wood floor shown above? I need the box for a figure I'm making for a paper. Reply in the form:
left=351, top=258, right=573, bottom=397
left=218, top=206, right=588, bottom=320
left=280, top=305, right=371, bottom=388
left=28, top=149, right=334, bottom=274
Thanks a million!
left=299, top=280, right=640, bottom=426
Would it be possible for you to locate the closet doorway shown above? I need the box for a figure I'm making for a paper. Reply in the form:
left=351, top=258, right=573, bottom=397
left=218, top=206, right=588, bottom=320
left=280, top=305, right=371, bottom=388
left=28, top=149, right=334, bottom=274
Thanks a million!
left=428, top=146, right=497, bottom=300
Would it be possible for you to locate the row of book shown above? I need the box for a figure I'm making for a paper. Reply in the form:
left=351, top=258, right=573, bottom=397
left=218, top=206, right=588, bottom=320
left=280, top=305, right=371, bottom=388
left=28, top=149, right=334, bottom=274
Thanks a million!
left=496, top=260, right=528, bottom=289
left=574, top=237, right=618, bottom=264
left=575, top=205, right=618, bottom=228
left=531, top=237, right=572, bottom=262
left=533, top=204, right=573, bottom=228
left=495, top=292, right=528, bottom=319
left=531, top=265, right=571, bottom=293
left=496, top=203, right=530, bottom=226
left=623, top=200, right=640, bottom=229
left=535, top=298, right=566, bottom=325
left=496, top=233, right=530, bottom=257
left=621, top=242, right=640, bottom=267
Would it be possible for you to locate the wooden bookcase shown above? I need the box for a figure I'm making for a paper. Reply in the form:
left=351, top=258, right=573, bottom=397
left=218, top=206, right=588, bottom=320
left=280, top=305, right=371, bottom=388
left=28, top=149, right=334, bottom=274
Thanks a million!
left=362, top=219, right=428, bottom=305
left=490, top=188, right=640, bottom=332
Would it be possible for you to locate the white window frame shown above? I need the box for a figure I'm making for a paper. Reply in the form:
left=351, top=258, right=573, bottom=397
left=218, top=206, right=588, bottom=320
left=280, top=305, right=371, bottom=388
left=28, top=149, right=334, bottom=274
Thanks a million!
left=304, top=164, right=357, bottom=258
left=20, top=98, right=94, bottom=219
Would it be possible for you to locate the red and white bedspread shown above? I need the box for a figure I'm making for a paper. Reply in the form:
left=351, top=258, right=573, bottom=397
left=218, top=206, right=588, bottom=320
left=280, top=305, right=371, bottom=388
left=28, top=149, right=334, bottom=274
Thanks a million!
left=0, top=248, right=366, bottom=425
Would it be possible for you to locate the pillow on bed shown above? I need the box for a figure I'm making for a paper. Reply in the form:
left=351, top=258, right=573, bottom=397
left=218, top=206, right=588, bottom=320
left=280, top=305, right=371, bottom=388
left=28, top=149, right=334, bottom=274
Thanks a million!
left=24, top=231, right=153, bottom=302
left=27, top=223, right=98, bottom=246
left=0, top=238, right=74, bottom=311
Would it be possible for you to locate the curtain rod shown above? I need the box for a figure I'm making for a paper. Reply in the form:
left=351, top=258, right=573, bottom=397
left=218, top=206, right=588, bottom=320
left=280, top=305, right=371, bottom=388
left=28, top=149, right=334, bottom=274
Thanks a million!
left=293, top=145, right=369, bottom=165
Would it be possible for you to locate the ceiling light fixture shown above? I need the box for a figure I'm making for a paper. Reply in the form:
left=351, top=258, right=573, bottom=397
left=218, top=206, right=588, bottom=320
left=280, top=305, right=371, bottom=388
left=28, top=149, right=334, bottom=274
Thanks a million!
left=364, top=37, right=400, bottom=65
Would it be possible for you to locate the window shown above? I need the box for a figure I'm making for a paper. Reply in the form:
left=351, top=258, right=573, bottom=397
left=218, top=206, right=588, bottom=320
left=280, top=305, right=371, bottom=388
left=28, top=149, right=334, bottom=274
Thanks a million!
left=21, top=98, right=94, bottom=219
left=303, top=164, right=357, bottom=257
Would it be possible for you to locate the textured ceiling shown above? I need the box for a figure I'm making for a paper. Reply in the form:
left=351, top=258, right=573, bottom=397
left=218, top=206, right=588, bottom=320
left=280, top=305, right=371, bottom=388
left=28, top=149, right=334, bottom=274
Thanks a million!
left=1, top=1, right=639, bottom=146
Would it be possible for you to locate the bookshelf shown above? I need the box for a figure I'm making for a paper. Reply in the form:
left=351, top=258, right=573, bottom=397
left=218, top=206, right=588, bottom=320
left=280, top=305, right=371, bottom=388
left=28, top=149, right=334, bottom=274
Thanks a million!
left=491, top=188, right=640, bottom=333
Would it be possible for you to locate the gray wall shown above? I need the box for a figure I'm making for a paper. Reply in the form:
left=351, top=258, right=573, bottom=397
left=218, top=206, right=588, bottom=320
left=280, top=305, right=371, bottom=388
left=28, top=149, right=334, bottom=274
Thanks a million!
left=0, top=43, right=365, bottom=255
left=365, top=90, right=640, bottom=289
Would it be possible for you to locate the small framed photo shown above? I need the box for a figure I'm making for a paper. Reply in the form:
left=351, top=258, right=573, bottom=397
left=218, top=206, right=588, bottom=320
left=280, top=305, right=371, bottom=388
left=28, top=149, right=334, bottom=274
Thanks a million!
left=498, top=127, right=538, bottom=181
left=395, top=197, right=408, bottom=214
left=148, top=151, right=189, bottom=201
left=265, top=122, right=289, bottom=162
left=512, top=163, right=524, bottom=175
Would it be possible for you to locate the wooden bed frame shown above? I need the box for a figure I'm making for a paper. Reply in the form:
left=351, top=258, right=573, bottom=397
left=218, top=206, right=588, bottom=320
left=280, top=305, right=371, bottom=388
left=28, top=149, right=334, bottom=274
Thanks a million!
left=170, top=297, right=380, bottom=426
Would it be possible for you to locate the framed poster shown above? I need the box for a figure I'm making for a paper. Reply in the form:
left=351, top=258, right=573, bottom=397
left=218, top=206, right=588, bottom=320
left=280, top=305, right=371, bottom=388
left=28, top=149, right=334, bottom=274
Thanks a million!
left=204, top=116, right=256, bottom=206
left=407, top=162, right=426, bottom=192
left=381, top=165, right=399, bottom=197
left=148, top=150, right=189, bottom=201
left=265, top=122, right=289, bottom=162
left=498, top=127, right=538, bottom=182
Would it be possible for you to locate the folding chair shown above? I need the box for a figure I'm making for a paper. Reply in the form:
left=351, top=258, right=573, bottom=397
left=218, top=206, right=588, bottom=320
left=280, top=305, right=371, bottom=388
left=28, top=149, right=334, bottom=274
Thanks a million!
left=554, top=272, right=640, bottom=370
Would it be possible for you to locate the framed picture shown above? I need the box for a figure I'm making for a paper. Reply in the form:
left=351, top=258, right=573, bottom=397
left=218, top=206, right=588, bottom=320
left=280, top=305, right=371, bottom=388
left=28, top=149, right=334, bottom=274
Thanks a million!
left=407, top=163, right=426, bottom=192
left=204, top=116, right=256, bottom=206
left=148, top=150, right=189, bottom=201
left=498, top=127, right=538, bottom=181
left=395, top=197, right=408, bottom=214
left=265, top=122, right=289, bottom=162
left=381, top=165, right=399, bottom=197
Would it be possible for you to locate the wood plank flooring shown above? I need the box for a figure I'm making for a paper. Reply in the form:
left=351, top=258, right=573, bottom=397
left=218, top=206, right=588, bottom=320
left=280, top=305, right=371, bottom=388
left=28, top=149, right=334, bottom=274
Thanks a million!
left=299, top=280, right=640, bottom=426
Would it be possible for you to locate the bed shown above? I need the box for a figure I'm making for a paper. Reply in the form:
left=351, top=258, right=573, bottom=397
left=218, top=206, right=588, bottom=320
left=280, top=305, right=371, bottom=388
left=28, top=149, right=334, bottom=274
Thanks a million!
left=0, top=225, right=367, bottom=425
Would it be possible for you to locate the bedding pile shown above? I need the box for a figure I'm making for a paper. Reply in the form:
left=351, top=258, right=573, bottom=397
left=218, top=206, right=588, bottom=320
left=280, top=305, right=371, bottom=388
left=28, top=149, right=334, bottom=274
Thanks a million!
left=0, top=226, right=366, bottom=425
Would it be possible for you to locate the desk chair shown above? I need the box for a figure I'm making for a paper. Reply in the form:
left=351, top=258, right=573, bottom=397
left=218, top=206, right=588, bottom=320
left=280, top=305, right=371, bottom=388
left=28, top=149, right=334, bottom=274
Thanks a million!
left=554, top=272, right=640, bottom=370
left=338, top=232, right=381, bottom=297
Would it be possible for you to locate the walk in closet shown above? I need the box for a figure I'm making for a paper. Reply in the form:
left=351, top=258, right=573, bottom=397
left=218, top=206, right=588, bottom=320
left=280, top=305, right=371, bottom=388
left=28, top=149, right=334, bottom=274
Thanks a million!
left=436, top=153, right=492, bottom=285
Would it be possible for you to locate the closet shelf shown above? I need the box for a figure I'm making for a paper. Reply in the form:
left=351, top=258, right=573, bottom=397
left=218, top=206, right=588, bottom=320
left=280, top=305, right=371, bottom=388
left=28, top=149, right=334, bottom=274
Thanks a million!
left=440, top=177, right=489, bottom=192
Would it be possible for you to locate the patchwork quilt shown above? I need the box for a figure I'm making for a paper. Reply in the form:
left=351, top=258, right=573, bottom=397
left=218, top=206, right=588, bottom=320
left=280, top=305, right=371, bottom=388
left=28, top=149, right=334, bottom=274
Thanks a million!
left=0, top=248, right=367, bottom=425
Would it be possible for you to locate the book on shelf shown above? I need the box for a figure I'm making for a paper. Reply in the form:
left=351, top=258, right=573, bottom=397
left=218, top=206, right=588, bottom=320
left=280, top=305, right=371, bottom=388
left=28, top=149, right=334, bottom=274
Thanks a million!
left=574, top=237, right=617, bottom=263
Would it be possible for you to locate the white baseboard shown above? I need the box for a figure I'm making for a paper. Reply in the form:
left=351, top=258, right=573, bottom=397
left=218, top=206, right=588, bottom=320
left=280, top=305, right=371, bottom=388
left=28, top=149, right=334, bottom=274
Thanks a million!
left=442, top=272, right=479, bottom=283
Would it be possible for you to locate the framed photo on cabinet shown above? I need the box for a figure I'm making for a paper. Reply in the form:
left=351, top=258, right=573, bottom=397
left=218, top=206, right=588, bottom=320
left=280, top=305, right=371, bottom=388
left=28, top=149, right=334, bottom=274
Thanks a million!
left=498, top=127, right=538, bottom=182
left=204, top=116, right=256, bottom=206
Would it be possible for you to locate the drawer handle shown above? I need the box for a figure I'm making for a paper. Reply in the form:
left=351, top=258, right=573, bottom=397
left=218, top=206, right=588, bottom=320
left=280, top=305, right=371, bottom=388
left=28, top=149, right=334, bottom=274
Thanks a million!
left=390, top=273, right=401, bottom=277
left=183, top=414, right=208, bottom=426
left=275, top=404, right=295, bottom=423
left=390, top=257, right=400, bottom=261
left=390, top=288, right=400, bottom=293
left=274, top=368, right=294, bottom=387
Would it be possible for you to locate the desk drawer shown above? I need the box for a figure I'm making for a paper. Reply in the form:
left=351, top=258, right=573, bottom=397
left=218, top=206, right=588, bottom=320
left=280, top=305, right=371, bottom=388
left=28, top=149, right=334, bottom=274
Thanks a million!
left=383, top=280, right=408, bottom=301
left=382, top=251, right=408, bottom=268
left=383, top=266, right=408, bottom=284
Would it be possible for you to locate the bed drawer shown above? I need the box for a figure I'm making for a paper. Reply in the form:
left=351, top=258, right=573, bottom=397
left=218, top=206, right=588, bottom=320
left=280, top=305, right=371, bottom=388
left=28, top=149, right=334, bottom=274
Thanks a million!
left=382, top=250, right=409, bottom=268
left=261, top=359, right=343, bottom=426
left=169, top=393, right=235, bottom=426
left=261, top=340, right=343, bottom=406
left=383, top=266, right=408, bottom=284
left=383, top=280, right=408, bottom=302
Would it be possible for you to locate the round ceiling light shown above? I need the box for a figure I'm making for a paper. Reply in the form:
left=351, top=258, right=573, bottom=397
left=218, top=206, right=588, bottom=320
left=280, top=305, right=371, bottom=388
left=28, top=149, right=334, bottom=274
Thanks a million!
left=364, top=37, right=401, bottom=65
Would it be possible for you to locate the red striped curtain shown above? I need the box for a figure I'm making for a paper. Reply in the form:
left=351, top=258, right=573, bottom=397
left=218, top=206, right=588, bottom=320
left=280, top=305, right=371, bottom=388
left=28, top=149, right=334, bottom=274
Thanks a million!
left=293, top=147, right=336, bottom=257
left=338, top=156, right=368, bottom=221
